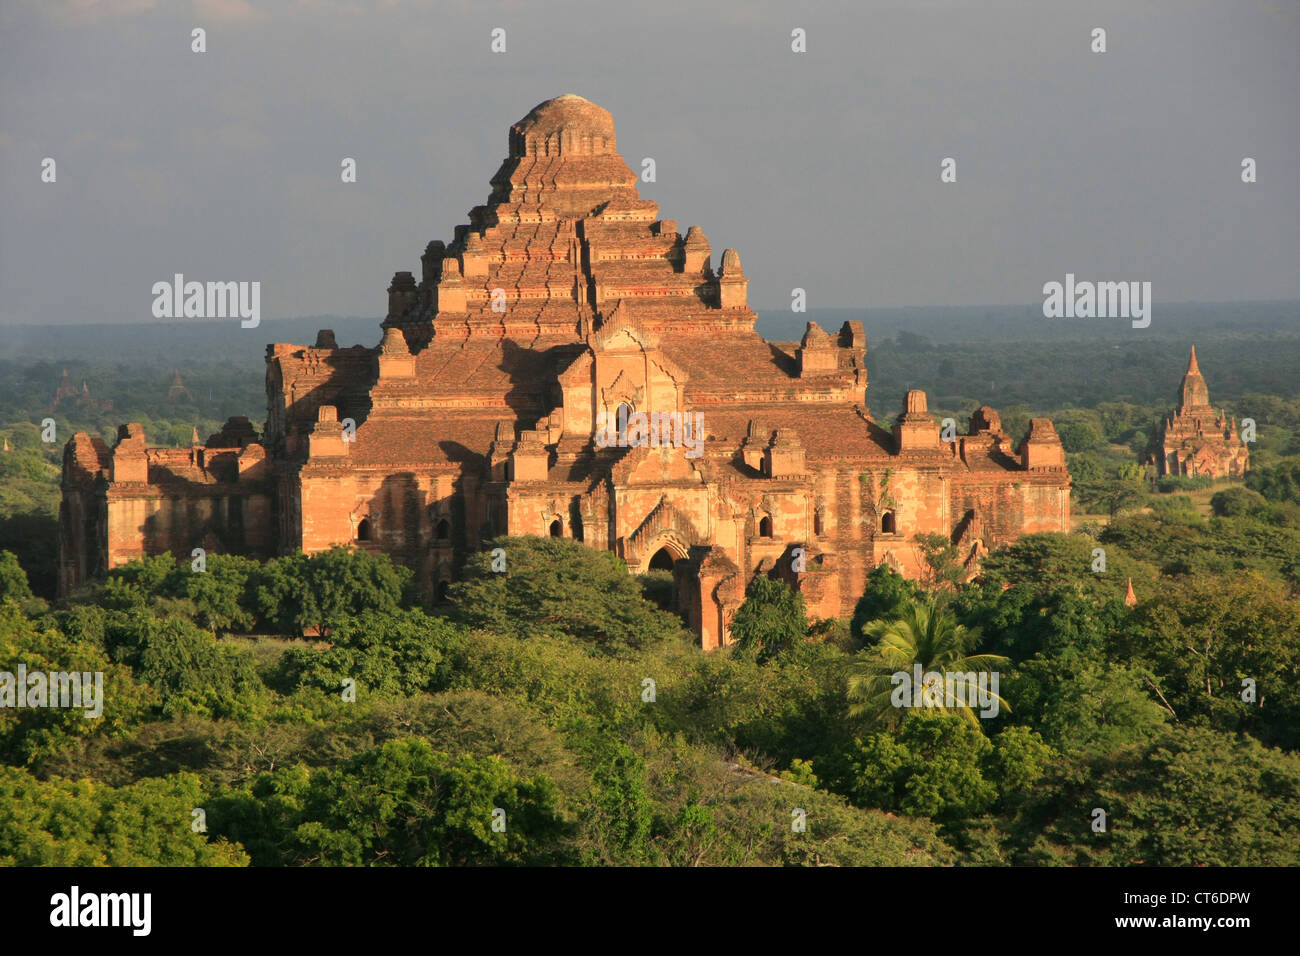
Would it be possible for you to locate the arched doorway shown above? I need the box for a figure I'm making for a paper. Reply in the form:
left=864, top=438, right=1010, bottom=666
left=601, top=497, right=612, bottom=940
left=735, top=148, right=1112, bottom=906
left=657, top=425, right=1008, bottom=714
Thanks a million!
left=642, top=542, right=682, bottom=611
left=549, top=519, right=563, bottom=537
left=649, top=547, right=676, bottom=571
left=357, top=518, right=371, bottom=541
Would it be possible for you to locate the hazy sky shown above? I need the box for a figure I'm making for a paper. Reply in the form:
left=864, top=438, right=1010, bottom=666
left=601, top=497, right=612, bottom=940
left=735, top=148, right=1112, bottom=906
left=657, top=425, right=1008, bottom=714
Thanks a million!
left=2, top=0, right=1297, bottom=326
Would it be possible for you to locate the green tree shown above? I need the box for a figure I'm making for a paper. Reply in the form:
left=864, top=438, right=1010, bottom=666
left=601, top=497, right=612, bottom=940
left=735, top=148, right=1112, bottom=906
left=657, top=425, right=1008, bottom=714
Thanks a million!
left=0, top=550, right=33, bottom=604
left=0, top=767, right=247, bottom=866
left=287, top=739, right=567, bottom=866
left=184, top=554, right=260, bottom=634
left=1056, top=420, right=1102, bottom=452
left=1010, top=728, right=1300, bottom=866
left=447, top=536, right=689, bottom=653
left=579, top=741, right=654, bottom=865
left=102, top=610, right=263, bottom=720
left=914, top=532, right=966, bottom=589
left=0, top=604, right=156, bottom=768
left=1119, top=574, right=1300, bottom=748
left=850, top=563, right=920, bottom=644
left=255, top=547, right=410, bottom=637
left=1209, top=486, right=1269, bottom=518
left=845, top=596, right=1009, bottom=728
left=729, top=576, right=807, bottom=663
left=276, top=608, right=462, bottom=699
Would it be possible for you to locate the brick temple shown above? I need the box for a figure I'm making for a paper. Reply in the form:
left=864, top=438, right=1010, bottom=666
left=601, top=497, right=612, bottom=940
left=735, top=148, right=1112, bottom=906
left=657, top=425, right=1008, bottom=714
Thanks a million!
left=1152, top=346, right=1250, bottom=480
left=59, top=95, right=1072, bottom=647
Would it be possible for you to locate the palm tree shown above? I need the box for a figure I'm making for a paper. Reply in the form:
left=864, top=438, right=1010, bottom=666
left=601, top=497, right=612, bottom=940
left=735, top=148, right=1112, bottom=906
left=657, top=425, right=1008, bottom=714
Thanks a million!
left=846, top=595, right=1010, bottom=729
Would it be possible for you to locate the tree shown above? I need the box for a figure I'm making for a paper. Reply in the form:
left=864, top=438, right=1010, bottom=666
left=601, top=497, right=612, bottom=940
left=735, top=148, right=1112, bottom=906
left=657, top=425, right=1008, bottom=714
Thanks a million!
left=850, top=563, right=920, bottom=644
left=184, top=554, right=259, bottom=634
left=1119, top=573, right=1300, bottom=748
left=0, top=767, right=248, bottom=866
left=102, top=610, right=263, bottom=720
left=1006, top=651, right=1170, bottom=754
left=255, top=547, right=410, bottom=637
left=1056, top=420, right=1102, bottom=453
left=447, top=536, right=689, bottom=653
left=276, top=608, right=463, bottom=700
left=845, top=595, right=1009, bottom=728
left=914, top=532, right=965, bottom=589
left=285, top=739, right=567, bottom=866
left=0, top=604, right=156, bottom=768
left=729, top=576, right=807, bottom=663
left=0, top=550, right=33, bottom=604
left=977, top=532, right=1153, bottom=606
left=1009, top=728, right=1300, bottom=866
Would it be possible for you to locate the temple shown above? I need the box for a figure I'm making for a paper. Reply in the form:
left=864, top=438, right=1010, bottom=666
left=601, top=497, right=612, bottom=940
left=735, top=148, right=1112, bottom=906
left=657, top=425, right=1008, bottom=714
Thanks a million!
left=1153, top=347, right=1249, bottom=479
left=58, top=95, right=1072, bottom=647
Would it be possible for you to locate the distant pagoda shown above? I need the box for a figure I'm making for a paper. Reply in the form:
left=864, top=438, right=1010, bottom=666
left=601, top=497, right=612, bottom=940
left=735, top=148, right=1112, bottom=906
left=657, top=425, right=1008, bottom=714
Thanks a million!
left=50, top=369, right=112, bottom=414
left=167, top=369, right=194, bottom=403
left=1152, top=347, right=1249, bottom=479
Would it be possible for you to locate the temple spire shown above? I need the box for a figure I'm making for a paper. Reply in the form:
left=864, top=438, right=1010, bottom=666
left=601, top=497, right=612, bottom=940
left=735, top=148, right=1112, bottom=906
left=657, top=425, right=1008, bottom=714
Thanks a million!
left=1178, top=344, right=1210, bottom=408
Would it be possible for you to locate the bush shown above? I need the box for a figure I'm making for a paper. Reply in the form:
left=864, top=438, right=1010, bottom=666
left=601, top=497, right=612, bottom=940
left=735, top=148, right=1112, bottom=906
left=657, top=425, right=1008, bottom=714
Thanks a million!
left=1156, top=475, right=1213, bottom=493
left=1209, top=486, right=1269, bottom=518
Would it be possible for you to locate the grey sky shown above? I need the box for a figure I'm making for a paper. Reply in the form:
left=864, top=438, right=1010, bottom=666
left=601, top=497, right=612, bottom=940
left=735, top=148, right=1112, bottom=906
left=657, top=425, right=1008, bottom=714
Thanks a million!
left=1, top=0, right=1297, bottom=326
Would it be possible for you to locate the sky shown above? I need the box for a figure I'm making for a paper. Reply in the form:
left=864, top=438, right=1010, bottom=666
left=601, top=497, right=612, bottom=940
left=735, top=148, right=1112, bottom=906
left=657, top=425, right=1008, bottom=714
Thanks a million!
left=1, top=0, right=1297, bottom=326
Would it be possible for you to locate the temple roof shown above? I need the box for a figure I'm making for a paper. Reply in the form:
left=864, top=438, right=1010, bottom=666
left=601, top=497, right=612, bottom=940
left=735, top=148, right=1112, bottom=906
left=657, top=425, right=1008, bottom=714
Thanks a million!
left=511, top=94, right=617, bottom=157
left=1177, top=344, right=1211, bottom=408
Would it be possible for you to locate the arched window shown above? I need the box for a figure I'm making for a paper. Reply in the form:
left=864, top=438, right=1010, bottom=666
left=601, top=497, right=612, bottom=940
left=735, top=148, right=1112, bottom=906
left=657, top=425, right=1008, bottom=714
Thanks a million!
left=615, top=402, right=633, bottom=442
left=813, top=509, right=825, bottom=536
left=881, top=512, right=896, bottom=534
left=549, top=519, right=563, bottom=537
left=435, top=518, right=450, bottom=541
left=435, top=580, right=450, bottom=603
left=357, top=518, right=371, bottom=541
left=759, top=515, right=774, bottom=538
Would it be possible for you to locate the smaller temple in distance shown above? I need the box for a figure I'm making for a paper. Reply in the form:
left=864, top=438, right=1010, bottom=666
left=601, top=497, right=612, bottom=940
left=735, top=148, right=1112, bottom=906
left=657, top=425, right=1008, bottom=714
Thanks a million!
left=1153, top=347, right=1249, bottom=479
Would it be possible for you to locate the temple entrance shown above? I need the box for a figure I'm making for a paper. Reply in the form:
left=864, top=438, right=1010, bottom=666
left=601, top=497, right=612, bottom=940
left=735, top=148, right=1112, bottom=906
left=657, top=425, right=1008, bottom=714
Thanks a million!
left=642, top=544, right=682, bottom=610
left=650, top=547, right=677, bottom=571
